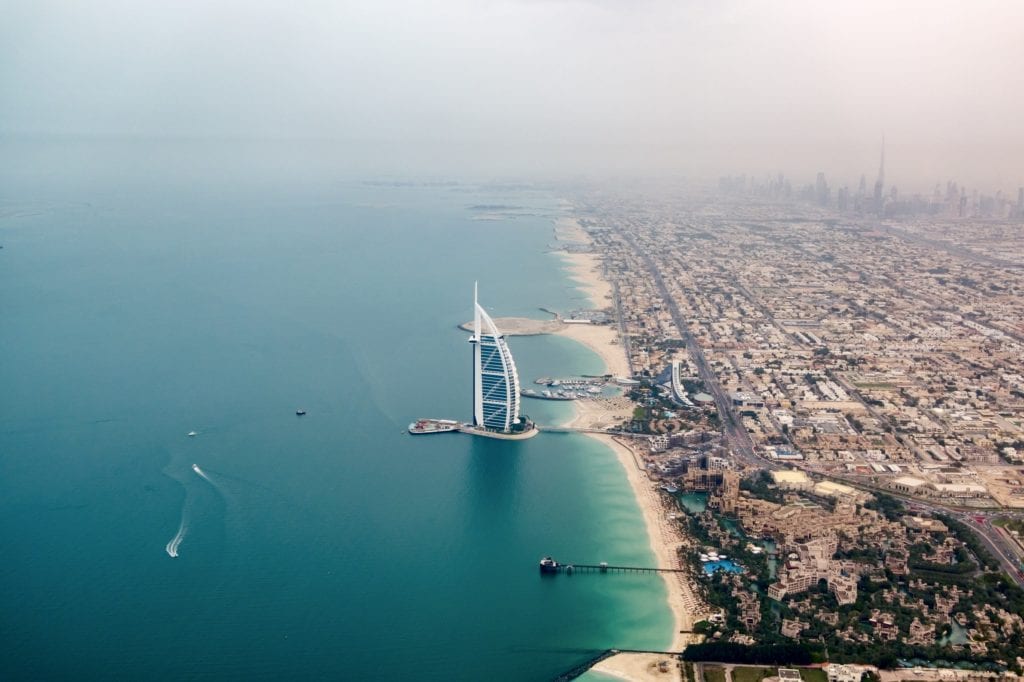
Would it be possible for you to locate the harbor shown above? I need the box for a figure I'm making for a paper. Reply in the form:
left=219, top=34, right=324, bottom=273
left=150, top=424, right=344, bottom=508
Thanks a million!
left=521, top=375, right=614, bottom=401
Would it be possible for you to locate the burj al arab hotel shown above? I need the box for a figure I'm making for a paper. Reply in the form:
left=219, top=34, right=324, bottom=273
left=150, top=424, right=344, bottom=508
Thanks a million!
left=464, top=284, right=537, bottom=440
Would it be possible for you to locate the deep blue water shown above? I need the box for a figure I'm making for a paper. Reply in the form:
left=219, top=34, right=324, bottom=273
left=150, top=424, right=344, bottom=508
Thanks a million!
left=0, top=143, right=670, bottom=680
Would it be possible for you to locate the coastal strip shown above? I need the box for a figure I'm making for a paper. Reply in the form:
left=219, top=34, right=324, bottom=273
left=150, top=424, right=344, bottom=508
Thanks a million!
left=551, top=215, right=707, bottom=667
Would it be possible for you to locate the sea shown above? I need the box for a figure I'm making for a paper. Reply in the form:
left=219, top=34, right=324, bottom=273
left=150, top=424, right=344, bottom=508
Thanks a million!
left=0, top=138, right=670, bottom=680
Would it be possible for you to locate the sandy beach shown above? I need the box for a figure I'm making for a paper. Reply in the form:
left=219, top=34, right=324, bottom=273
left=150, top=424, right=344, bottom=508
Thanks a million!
left=559, top=250, right=613, bottom=309
left=589, top=434, right=706, bottom=652
left=552, top=216, right=615, bottom=311
left=557, top=322, right=631, bottom=378
left=590, top=651, right=682, bottom=681
left=553, top=214, right=707, bottom=679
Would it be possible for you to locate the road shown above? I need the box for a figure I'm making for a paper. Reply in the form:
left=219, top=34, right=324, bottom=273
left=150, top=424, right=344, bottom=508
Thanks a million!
left=957, top=513, right=1024, bottom=588
left=624, top=233, right=764, bottom=468
left=899, top=499, right=1024, bottom=589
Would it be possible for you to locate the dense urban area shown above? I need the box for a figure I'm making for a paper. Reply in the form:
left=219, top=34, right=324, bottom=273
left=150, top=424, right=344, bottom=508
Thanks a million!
left=567, top=168, right=1024, bottom=678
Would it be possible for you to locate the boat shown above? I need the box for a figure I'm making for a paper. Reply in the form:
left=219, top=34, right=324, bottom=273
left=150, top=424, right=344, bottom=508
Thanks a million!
left=699, top=553, right=710, bottom=562
left=187, top=431, right=197, bottom=437
left=539, top=556, right=560, bottom=573
left=192, top=463, right=202, bottom=474
left=408, top=418, right=460, bottom=435
left=295, top=409, right=307, bottom=416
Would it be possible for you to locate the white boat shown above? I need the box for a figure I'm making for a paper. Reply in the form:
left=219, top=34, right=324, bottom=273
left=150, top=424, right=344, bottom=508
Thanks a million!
left=699, top=553, right=710, bottom=562
left=187, top=431, right=197, bottom=437
left=192, top=463, right=202, bottom=474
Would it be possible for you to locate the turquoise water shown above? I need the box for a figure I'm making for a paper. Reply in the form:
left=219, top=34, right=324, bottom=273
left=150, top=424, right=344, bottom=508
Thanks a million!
left=0, top=145, right=670, bottom=680
left=702, top=560, right=742, bottom=575
left=677, top=492, right=708, bottom=513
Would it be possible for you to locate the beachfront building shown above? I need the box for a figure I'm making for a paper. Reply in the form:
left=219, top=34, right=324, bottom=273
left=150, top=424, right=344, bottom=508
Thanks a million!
left=468, top=284, right=533, bottom=438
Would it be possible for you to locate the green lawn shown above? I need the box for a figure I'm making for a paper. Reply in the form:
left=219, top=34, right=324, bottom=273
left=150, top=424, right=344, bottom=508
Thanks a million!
left=704, top=666, right=727, bottom=682
left=732, top=667, right=776, bottom=682
left=799, top=668, right=828, bottom=682
left=993, top=517, right=1024, bottom=534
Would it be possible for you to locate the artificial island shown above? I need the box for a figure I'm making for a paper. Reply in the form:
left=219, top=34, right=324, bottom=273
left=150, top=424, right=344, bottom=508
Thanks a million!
left=409, top=283, right=537, bottom=440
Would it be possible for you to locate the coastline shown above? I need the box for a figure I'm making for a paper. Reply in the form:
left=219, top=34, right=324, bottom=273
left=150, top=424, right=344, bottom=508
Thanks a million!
left=551, top=214, right=706, bottom=675
left=550, top=216, right=630, bottom=379
left=586, top=433, right=704, bottom=652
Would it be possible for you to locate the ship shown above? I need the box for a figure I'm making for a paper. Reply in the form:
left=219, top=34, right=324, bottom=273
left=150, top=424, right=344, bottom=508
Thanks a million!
left=408, top=418, right=460, bottom=435
left=539, top=556, right=561, bottom=573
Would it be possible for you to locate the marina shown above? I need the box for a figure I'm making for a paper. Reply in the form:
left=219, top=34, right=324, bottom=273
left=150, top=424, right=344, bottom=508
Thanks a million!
left=521, top=375, right=612, bottom=401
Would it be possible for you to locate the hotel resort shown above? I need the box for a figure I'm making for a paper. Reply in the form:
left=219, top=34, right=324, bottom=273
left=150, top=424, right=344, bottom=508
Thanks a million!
left=409, top=284, right=536, bottom=439
left=463, top=283, right=536, bottom=439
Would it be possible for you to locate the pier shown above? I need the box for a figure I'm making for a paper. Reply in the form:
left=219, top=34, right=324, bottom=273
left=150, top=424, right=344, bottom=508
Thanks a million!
left=539, top=557, right=687, bottom=575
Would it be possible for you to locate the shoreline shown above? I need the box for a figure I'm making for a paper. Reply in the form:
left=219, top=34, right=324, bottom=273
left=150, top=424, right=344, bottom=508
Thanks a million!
left=586, top=433, right=705, bottom=652
left=550, top=217, right=630, bottom=379
left=552, top=214, right=705, bottom=673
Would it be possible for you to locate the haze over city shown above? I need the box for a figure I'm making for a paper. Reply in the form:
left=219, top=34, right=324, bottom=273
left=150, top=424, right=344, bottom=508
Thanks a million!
left=4, top=2, right=1024, bottom=681
left=3, top=0, right=1023, bottom=188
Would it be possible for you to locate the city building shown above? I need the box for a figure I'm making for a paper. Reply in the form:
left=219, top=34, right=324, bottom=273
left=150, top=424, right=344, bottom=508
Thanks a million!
left=826, top=664, right=863, bottom=682
left=467, top=284, right=535, bottom=439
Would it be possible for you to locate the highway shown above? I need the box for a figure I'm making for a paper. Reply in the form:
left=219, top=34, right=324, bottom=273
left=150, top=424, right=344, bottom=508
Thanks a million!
left=903, top=499, right=1024, bottom=588
left=958, top=513, right=1024, bottom=588
left=624, top=233, right=764, bottom=468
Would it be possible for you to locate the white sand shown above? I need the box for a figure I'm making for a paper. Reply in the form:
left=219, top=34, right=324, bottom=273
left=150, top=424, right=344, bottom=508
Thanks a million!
left=552, top=214, right=707, bottom=660
left=588, top=434, right=706, bottom=653
left=558, top=251, right=613, bottom=309
left=556, top=322, right=631, bottom=378
left=590, top=652, right=683, bottom=682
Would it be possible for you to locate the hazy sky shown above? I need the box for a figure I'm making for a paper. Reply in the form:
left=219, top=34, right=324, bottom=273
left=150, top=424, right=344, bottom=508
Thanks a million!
left=3, top=0, right=1022, bottom=188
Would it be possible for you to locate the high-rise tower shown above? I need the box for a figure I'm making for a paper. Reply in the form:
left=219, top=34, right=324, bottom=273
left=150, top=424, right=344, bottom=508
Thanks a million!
left=468, top=283, right=528, bottom=435
left=873, top=137, right=886, bottom=215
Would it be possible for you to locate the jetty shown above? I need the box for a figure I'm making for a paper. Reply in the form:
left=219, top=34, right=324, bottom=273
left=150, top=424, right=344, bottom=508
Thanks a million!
left=539, top=557, right=687, bottom=575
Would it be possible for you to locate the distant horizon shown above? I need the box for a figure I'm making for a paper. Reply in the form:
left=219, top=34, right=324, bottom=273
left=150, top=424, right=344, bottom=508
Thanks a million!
left=2, top=132, right=1020, bottom=198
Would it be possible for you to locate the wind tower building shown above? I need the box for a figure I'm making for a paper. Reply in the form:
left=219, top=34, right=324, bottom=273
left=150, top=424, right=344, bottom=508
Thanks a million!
left=465, top=284, right=536, bottom=439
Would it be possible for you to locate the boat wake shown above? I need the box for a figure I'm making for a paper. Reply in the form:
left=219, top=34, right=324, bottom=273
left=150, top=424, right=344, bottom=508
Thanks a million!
left=165, top=516, right=187, bottom=558
left=192, top=463, right=214, bottom=484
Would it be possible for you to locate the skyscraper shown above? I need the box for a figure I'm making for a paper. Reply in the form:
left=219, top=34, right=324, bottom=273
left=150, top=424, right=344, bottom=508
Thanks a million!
left=468, top=283, right=531, bottom=436
left=873, top=137, right=886, bottom=215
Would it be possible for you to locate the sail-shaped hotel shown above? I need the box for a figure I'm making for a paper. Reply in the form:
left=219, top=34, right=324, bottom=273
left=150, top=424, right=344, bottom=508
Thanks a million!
left=464, top=284, right=537, bottom=439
